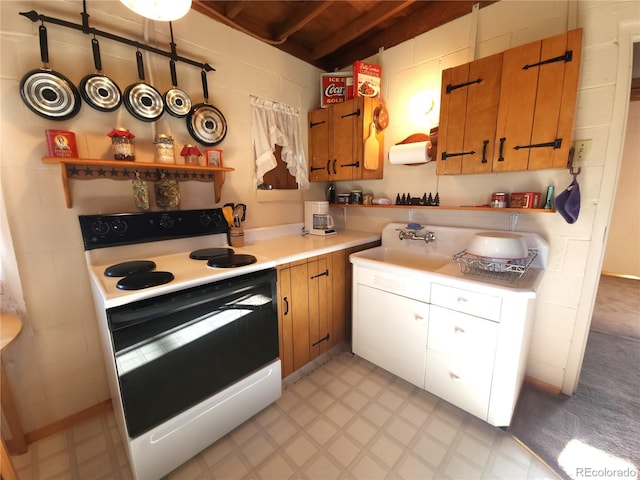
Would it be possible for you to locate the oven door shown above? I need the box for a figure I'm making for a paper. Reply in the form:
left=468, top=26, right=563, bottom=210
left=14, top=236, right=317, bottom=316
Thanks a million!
left=106, top=268, right=278, bottom=438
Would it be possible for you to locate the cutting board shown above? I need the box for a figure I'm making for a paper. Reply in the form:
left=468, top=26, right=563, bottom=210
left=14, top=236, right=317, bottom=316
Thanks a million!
left=364, top=122, right=379, bottom=170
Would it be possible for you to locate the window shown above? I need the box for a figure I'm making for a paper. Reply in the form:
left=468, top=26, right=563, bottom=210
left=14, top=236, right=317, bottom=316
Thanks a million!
left=250, top=96, right=309, bottom=190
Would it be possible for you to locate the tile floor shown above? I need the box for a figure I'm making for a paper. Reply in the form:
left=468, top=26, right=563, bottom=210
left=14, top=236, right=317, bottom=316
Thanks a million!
left=12, top=350, right=559, bottom=479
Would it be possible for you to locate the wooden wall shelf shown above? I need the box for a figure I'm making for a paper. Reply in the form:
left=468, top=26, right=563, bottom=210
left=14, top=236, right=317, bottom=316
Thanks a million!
left=330, top=203, right=555, bottom=213
left=41, top=157, right=234, bottom=208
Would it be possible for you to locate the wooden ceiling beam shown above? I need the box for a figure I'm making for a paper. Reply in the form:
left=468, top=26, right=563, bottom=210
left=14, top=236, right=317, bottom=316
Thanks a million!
left=310, top=0, right=415, bottom=61
left=272, top=1, right=335, bottom=42
left=224, top=2, right=245, bottom=20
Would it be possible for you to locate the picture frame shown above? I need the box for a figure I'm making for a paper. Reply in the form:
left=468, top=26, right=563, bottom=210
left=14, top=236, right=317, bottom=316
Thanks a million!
left=205, top=149, right=223, bottom=167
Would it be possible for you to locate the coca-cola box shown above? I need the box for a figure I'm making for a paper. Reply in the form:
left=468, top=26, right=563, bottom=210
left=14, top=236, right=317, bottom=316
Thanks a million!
left=320, top=73, right=353, bottom=108
left=353, top=60, right=381, bottom=99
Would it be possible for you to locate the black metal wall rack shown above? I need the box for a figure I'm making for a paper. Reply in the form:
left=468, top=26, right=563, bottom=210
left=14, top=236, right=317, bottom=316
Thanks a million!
left=19, top=1, right=215, bottom=72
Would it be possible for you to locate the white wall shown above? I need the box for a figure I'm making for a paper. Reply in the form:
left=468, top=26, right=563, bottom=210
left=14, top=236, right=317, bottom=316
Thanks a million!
left=1, top=0, right=638, bottom=432
left=601, top=100, right=640, bottom=277
left=0, top=0, right=323, bottom=432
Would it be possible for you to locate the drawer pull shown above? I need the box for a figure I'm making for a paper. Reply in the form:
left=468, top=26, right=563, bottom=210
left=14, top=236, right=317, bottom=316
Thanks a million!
left=456, top=296, right=468, bottom=303
left=454, top=326, right=465, bottom=333
left=449, top=372, right=461, bottom=380
left=415, top=314, right=425, bottom=321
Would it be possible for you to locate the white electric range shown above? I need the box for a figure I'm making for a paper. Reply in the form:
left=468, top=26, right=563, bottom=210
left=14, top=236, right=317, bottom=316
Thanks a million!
left=79, top=208, right=281, bottom=480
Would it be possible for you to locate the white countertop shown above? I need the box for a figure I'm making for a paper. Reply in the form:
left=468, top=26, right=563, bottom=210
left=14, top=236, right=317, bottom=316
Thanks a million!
left=236, top=229, right=381, bottom=265
left=87, top=225, right=381, bottom=308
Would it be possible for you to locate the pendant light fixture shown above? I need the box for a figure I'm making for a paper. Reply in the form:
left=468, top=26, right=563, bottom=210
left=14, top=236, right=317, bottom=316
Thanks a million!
left=119, top=0, right=192, bottom=21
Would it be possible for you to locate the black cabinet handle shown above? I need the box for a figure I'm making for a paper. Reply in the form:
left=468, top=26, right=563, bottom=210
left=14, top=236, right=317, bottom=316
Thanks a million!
left=332, top=159, right=337, bottom=174
left=513, top=138, right=562, bottom=150
left=340, top=161, right=360, bottom=168
left=446, top=78, right=482, bottom=94
left=498, top=137, right=506, bottom=162
left=312, top=333, right=330, bottom=347
left=310, top=269, right=329, bottom=280
left=341, top=108, right=361, bottom=118
left=310, top=120, right=326, bottom=128
left=481, top=140, right=489, bottom=164
left=283, top=296, right=289, bottom=315
left=523, top=51, right=572, bottom=70
left=326, top=160, right=331, bottom=175
left=441, top=151, right=475, bottom=160
left=310, top=165, right=324, bottom=172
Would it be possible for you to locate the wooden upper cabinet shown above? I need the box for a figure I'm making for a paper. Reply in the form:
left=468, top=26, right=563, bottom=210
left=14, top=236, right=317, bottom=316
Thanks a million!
left=437, top=28, right=582, bottom=175
left=437, top=52, right=503, bottom=175
left=309, top=108, right=330, bottom=182
left=494, top=29, right=583, bottom=172
left=332, top=100, right=361, bottom=181
left=308, top=97, right=384, bottom=182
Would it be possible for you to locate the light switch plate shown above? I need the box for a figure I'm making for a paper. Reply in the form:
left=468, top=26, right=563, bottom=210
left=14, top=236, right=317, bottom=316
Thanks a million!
left=572, top=139, right=592, bottom=164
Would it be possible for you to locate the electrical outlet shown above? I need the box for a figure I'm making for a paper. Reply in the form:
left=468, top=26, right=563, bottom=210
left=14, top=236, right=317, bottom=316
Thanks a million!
left=572, top=139, right=592, bottom=164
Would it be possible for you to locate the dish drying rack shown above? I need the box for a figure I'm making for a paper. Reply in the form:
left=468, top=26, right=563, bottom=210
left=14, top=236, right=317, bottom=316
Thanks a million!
left=452, top=249, right=538, bottom=283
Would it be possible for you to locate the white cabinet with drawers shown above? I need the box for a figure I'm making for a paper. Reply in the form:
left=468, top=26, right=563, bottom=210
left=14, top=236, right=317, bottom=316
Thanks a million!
left=352, top=262, right=537, bottom=427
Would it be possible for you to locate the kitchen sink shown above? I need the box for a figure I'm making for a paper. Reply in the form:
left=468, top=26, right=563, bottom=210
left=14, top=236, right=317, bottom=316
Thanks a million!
left=351, top=246, right=450, bottom=272
left=349, top=222, right=550, bottom=290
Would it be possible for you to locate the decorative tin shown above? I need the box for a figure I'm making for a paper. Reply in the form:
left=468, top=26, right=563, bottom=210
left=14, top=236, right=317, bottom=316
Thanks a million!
left=491, top=192, right=508, bottom=208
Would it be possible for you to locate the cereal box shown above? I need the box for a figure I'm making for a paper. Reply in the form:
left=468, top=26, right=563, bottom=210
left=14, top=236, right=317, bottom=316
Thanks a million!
left=353, top=61, right=381, bottom=99
left=320, top=73, right=353, bottom=108
left=45, top=129, right=78, bottom=158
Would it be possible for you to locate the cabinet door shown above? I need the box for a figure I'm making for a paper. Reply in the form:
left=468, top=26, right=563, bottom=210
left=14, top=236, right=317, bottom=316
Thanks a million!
left=345, top=241, right=381, bottom=341
left=277, top=265, right=294, bottom=377
left=354, top=284, right=429, bottom=388
left=308, top=109, right=330, bottom=181
left=308, top=256, right=331, bottom=360
left=437, top=54, right=502, bottom=175
left=462, top=53, right=502, bottom=174
left=528, top=29, right=582, bottom=170
left=331, top=99, right=362, bottom=181
left=437, top=63, right=469, bottom=175
left=494, top=29, right=582, bottom=171
left=330, top=250, right=346, bottom=346
left=289, top=261, right=311, bottom=372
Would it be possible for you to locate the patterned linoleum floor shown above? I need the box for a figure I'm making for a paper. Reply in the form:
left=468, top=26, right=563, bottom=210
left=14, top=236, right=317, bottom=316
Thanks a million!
left=12, top=350, right=559, bottom=480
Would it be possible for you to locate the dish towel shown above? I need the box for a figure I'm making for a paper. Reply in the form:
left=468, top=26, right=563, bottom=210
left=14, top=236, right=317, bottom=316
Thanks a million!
left=555, top=173, right=581, bottom=224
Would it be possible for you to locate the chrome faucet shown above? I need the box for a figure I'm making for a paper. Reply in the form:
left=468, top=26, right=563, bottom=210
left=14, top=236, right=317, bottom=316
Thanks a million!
left=397, top=228, right=436, bottom=243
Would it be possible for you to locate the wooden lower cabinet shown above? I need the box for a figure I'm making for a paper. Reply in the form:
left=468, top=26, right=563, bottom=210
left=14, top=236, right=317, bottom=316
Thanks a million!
left=277, top=252, right=346, bottom=377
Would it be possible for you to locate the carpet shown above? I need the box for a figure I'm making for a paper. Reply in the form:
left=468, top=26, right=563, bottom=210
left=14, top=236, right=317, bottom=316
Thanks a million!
left=591, top=275, right=640, bottom=337
left=510, top=330, right=640, bottom=480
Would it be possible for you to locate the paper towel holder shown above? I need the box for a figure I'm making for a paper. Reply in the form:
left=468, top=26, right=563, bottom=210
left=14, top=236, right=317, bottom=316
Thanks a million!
left=391, top=128, right=438, bottom=166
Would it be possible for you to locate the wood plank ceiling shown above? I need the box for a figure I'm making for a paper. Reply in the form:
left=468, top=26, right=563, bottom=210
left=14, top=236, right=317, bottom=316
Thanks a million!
left=192, top=1, right=496, bottom=71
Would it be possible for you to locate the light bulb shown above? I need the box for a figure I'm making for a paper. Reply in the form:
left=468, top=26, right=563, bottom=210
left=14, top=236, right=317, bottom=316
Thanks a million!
left=119, top=0, right=192, bottom=21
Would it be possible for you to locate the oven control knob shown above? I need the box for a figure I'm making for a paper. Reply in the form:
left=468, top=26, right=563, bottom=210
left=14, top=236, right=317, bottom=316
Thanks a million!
left=159, top=214, right=174, bottom=229
left=111, top=218, right=128, bottom=234
left=211, top=211, right=223, bottom=226
left=91, top=219, right=110, bottom=235
left=199, top=212, right=211, bottom=226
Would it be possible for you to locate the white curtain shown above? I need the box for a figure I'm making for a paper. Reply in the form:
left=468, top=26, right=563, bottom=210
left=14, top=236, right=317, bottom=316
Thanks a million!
left=250, top=96, right=309, bottom=189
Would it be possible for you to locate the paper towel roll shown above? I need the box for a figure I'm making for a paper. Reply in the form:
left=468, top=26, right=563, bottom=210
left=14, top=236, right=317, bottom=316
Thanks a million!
left=388, top=141, right=431, bottom=165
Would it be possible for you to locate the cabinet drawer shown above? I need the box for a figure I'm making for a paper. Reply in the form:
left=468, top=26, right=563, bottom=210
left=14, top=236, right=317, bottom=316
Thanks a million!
left=425, top=350, right=492, bottom=420
left=431, top=283, right=501, bottom=321
left=356, top=267, right=430, bottom=303
left=428, top=305, right=498, bottom=368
